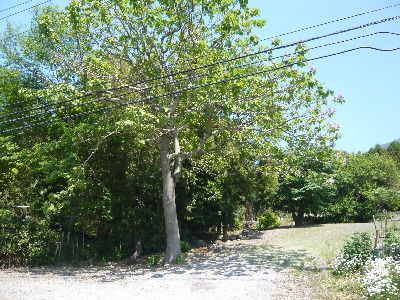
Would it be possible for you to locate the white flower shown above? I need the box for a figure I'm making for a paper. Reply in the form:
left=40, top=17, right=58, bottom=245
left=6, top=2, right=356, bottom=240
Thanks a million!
left=361, top=258, right=400, bottom=298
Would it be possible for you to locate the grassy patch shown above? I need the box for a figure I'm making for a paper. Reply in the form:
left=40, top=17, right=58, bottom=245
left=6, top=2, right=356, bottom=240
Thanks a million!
left=262, top=223, right=376, bottom=261
left=305, top=271, right=363, bottom=300
left=261, top=222, right=386, bottom=299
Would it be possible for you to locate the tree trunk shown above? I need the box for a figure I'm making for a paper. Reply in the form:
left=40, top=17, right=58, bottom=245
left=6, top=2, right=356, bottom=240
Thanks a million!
left=222, top=211, right=229, bottom=242
left=292, top=211, right=305, bottom=227
left=159, top=135, right=181, bottom=263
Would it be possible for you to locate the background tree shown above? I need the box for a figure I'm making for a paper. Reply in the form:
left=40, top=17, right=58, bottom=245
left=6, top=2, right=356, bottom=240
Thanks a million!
left=324, top=152, right=400, bottom=222
left=387, top=140, right=400, bottom=169
left=275, top=141, right=337, bottom=227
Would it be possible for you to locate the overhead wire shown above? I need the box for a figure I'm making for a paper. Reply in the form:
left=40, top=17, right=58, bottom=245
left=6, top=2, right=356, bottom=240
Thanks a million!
left=0, top=1, right=50, bottom=22
left=0, top=0, right=52, bottom=46
left=0, top=1, right=398, bottom=90
left=1, top=2, right=398, bottom=110
left=164, top=2, right=400, bottom=76
left=149, top=2, right=400, bottom=81
left=0, top=83, right=313, bottom=134
left=2, top=45, right=399, bottom=134
left=1, top=14, right=399, bottom=118
left=0, top=0, right=36, bottom=14
left=260, top=2, right=400, bottom=42
left=2, top=31, right=399, bottom=126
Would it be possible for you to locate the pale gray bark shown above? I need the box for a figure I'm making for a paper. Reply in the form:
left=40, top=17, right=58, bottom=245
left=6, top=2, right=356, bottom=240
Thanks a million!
left=159, top=134, right=181, bottom=263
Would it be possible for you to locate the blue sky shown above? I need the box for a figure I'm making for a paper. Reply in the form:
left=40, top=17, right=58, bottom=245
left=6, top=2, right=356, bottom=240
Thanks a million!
left=1, top=0, right=399, bottom=152
left=248, top=0, right=400, bottom=152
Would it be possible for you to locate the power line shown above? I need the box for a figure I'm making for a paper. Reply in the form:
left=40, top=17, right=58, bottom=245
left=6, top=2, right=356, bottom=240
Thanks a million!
left=0, top=84, right=302, bottom=134
left=2, top=31, right=399, bottom=126
left=0, top=28, right=31, bottom=41
left=0, top=1, right=50, bottom=22
left=2, top=14, right=399, bottom=118
left=0, top=0, right=35, bottom=14
left=2, top=45, right=399, bottom=134
left=1, top=5, right=398, bottom=112
left=261, top=2, right=400, bottom=42
left=0, top=1, right=398, bottom=109
left=155, top=2, right=400, bottom=79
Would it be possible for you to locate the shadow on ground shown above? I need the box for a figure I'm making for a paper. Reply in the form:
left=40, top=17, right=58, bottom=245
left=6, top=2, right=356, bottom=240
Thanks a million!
left=149, top=244, right=326, bottom=280
left=10, top=232, right=328, bottom=283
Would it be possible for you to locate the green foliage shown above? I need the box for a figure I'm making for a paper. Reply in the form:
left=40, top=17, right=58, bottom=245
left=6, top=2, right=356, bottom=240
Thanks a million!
left=275, top=143, right=337, bottom=226
left=333, top=232, right=373, bottom=274
left=257, top=210, right=280, bottom=230
left=180, top=241, right=191, bottom=253
left=148, top=255, right=160, bottom=266
left=175, top=254, right=186, bottom=264
left=324, top=153, right=400, bottom=223
left=387, top=141, right=400, bottom=169
left=384, top=228, right=400, bottom=260
left=0, top=210, right=58, bottom=266
left=0, top=0, right=342, bottom=265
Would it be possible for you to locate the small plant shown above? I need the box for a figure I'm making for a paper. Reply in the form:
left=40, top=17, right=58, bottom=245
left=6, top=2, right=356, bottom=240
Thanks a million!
left=333, top=232, right=373, bottom=275
left=180, top=241, right=191, bottom=253
left=258, top=210, right=280, bottom=230
left=148, top=255, right=160, bottom=266
left=175, top=254, right=185, bottom=264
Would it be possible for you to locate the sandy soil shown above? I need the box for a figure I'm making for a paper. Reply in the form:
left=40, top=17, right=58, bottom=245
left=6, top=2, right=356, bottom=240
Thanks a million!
left=0, top=232, right=319, bottom=300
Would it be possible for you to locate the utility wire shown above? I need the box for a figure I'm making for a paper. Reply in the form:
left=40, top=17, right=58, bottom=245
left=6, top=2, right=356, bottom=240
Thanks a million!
left=0, top=1, right=50, bottom=22
left=2, top=14, right=399, bottom=118
left=2, top=31, right=399, bottom=125
left=0, top=1, right=398, bottom=105
left=157, top=2, right=400, bottom=80
left=0, top=83, right=303, bottom=134
left=1, top=5, right=399, bottom=111
left=261, top=2, right=400, bottom=42
left=145, top=2, right=400, bottom=77
left=2, top=45, right=399, bottom=134
left=0, top=0, right=35, bottom=14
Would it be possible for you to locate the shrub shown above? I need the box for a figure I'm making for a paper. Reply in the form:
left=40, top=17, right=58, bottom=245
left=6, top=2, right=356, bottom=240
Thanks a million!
left=0, top=211, right=58, bottom=267
left=175, top=254, right=186, bottom=264
left=333, top=232, right=373, bottom=274
left=180, top=241, right=191, bottom=253
left=257, top=210, right=280, bottom=230
left=384, top=228, right=400, bottom=260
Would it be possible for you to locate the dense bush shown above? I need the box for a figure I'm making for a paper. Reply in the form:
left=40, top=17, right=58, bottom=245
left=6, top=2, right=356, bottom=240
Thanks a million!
left=332, top=232, right=373, bottom=274
left=0, top=211, right=58, bottom=267
left=384, top=228, right=400, bottom=260
left=258, top=210, right=280, bottom=230
left=180, top=241, right=191, bottom=253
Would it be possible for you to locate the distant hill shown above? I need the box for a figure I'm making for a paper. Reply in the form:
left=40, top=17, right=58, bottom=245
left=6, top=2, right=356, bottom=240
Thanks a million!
left=382, top=138, right=400, bottom=149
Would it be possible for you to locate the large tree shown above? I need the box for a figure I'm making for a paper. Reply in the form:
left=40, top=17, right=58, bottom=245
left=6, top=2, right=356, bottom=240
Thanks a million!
left=1, top=0, right=341, bottom=262
left=387, top=140, right=400, bottom=169
left=328, top=152, right=400, bottom=222
left=275, top=142, right=338, bottom=227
